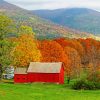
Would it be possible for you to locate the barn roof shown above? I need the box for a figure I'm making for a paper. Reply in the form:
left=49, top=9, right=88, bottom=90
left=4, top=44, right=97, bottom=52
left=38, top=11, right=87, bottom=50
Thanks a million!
left=14, top=68, right=27, bottom=74
left=27, top=62, right=62, bottom=73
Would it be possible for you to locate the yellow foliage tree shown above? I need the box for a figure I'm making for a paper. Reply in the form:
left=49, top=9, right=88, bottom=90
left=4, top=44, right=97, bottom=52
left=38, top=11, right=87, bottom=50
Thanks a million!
left=11, top=34, right=41, bottom=67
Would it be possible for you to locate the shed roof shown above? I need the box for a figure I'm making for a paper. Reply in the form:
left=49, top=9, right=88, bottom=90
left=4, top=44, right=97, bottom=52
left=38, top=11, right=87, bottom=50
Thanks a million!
left=14, top=68, right=27, bottom=74
left=27, top=62, right=62, bottom=73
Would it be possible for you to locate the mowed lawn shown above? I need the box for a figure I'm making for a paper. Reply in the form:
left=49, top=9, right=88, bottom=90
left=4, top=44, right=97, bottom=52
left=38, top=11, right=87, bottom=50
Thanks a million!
left=0, top=82, right=100, bottom=100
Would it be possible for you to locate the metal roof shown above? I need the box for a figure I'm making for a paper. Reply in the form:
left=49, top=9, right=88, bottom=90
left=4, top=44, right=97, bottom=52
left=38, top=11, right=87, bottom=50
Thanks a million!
left=27, top=62, right=62, bottom=73
left=14, top=68, right=27, bottom=74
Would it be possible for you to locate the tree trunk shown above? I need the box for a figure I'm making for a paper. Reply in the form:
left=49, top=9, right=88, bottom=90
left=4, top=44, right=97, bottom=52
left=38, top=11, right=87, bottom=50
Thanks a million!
left=67, top=77, right=70, bottom=84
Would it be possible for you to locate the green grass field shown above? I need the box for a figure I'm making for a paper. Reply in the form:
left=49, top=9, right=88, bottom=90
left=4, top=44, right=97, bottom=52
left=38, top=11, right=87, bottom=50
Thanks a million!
left=0, top=81, right=100, bottom=100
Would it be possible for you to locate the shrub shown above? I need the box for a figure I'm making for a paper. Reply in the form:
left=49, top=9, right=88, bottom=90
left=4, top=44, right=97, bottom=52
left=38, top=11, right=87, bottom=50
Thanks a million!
left=72, top=80, right=100, bottom=90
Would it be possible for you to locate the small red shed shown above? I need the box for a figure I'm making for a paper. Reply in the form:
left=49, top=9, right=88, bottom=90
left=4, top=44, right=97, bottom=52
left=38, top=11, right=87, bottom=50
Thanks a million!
left=14, top=68, right=28, bottom=83
left=14, top=62, right=64, bottom=84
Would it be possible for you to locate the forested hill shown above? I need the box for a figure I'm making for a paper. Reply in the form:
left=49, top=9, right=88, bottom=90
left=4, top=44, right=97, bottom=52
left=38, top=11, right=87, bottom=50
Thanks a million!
left=33, top=8, right=100, bottom=36
left=0, top=0, right=96, bottom=39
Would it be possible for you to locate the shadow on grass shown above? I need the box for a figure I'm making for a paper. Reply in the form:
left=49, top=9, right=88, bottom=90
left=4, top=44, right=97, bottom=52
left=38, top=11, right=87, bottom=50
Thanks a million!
left=1, top=79, right=14, bottom=84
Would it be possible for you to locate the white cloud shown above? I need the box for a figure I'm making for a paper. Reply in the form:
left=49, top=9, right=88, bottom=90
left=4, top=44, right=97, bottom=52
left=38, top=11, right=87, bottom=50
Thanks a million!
left=5, top=0, right=100, bottom=11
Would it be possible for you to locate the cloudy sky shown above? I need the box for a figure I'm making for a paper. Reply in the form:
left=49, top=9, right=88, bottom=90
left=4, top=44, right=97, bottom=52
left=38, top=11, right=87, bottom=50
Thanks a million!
left=5, top=0, right=100, bottom=11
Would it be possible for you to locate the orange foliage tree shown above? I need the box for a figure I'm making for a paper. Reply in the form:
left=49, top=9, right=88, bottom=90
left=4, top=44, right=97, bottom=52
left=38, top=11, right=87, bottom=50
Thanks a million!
left=55, top=38, right=85, bottom=60
left=39, top=40, right=68, bottom=62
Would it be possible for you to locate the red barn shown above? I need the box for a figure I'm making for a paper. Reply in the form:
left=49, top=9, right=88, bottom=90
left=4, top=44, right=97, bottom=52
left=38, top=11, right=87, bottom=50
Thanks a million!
left=14, top=62, right=64, bottom=84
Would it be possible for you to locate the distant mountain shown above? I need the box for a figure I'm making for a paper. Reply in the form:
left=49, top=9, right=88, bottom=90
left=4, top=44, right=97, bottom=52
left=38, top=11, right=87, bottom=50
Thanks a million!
left=0, top=1, right=98, bottom=39
left=33, top=8, right=100, bottom=35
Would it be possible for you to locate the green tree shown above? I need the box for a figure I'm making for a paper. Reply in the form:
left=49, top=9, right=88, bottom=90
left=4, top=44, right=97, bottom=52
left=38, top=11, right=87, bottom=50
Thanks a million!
left=0, top=14, right=13, bottom=39
left=0, top=14, right=15, bottom=79
left=18, top=25, right=35, bottom=36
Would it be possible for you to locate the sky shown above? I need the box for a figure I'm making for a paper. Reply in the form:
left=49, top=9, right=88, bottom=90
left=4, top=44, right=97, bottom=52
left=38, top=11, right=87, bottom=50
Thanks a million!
left=5, top=0, right=100, bottom=11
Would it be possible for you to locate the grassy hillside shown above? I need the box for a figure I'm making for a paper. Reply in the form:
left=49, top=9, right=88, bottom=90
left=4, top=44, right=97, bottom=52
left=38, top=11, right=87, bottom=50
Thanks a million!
left=0, top=1, right=93, bottom=39
left=33, top=8, right=100, bottom=35
left=0, top=82, right=100, bottom=100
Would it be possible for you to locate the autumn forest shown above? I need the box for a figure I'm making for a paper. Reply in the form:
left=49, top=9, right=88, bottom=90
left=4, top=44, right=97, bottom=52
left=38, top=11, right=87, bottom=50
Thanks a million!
left=0, top=14, right=100, bottom=86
